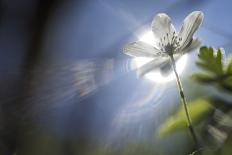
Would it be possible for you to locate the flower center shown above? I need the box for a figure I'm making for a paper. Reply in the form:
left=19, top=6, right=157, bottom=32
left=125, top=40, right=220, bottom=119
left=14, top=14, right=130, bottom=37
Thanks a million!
left=158, top=32, right=182, bottom=55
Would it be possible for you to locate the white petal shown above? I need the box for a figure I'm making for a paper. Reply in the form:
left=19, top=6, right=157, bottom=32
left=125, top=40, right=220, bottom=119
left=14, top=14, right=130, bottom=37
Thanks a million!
left=136, top=57, right=169, bottom=76
left=136, top=54, right=182, bottom=77
left=182, top=38, right=201, bottom=53
left=160, top=54, right=182, bottom=75
left=151, top=13, right=176, bottom=41
left=178, top=11, right=204, bottom=49
left=175, top=38, right=201, bottom=54
left=123, top=41, right=164, bottom=57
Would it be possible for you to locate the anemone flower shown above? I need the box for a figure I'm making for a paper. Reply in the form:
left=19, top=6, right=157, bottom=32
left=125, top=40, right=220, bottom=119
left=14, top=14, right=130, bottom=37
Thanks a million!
left=123, top=11, right=204, bottom=147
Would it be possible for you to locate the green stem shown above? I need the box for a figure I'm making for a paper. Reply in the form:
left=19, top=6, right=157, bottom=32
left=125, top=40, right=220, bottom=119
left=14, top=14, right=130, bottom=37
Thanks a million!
left=169, top=54, right=199, bottom=148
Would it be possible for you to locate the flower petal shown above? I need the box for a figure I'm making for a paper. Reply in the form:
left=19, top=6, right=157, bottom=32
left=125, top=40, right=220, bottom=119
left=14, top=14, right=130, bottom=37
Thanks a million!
left=178, top=11, right=204, bottom=49
left=151, top=13, right=176, bottom=42
left=136, top=57, right=169, bottom=76
left=182, top=38, right=201, bottom=53
left=123, top=41, right=164, bottom=57
left=175, top=38, right=201, bottom=54
left=136, top=54, right=182, bottom=77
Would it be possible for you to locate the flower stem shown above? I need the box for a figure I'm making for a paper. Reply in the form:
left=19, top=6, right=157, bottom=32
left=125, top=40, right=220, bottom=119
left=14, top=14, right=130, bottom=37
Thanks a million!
left=169, top=54, right=199, bottom=148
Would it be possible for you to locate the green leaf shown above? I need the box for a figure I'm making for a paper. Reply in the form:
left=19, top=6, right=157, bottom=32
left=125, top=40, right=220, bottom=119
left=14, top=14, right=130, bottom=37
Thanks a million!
left=222, top=76, right=232, bottom=87
left=218, top=134, right=232, bottom=155
left=192, top=46, right=232, bottom=93
left=220, top=76, right=232, bottom=92
left=191, top=73, right=217, bottom=83
left=159, top=98, right=213, bottom=136
left=226, top=56, right=232, bottom=74
left=197, top=47, right=223, bottom=75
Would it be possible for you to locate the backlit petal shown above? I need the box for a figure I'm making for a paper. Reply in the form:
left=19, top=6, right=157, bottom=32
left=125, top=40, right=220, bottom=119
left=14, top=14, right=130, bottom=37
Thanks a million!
left=136, top=57, right=170, bottom=77
left=174, top=38, right=201, bottom=54
left=182, top=38, right=201, bottom=54
left=123, top=41, right=164, bottom=57
left=151, top=13, right=176, bottom=42
left=160, top=54, right=182, bottom=75
left=178, top=11, right=204, bottom=49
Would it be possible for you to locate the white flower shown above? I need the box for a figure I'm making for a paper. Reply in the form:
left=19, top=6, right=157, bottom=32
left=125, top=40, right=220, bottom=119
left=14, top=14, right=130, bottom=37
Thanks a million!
left=123, top=11, right=204, bottom=76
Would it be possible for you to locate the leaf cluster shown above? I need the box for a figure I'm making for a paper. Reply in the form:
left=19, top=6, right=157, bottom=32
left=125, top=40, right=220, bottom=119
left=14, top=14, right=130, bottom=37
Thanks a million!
left=192, top=46, right=232, bottom=92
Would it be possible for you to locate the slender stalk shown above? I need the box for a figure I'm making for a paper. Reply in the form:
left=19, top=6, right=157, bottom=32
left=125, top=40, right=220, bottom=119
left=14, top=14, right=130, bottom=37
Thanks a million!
left=169, top=54, right=199, bottom=147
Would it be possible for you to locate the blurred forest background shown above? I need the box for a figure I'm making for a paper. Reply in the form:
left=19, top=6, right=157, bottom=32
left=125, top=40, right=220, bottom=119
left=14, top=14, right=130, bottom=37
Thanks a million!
left=0, top=0, right=232, bottom=155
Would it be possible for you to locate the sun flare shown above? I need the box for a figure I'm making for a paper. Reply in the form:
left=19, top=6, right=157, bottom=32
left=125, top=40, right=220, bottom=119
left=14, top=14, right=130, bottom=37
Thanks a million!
left=133, top=31, right=188, bottom=83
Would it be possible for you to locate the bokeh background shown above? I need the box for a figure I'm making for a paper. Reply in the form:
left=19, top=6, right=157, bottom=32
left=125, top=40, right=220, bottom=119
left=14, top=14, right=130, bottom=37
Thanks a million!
left=0, top=0, right=232, bottom=154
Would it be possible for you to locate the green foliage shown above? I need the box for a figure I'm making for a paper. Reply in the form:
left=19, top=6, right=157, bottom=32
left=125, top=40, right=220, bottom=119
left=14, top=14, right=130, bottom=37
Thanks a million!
left=192, top=46, right=232, bottom=92
left=18, top=131, right=62, bottom=155
left=218, top=134, right=232, bottom=155
left=196, top=47, right=223, bottom=75
left=159, top=98, right=213, bottom=136
left=199, top=133, right=232, bottom=155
